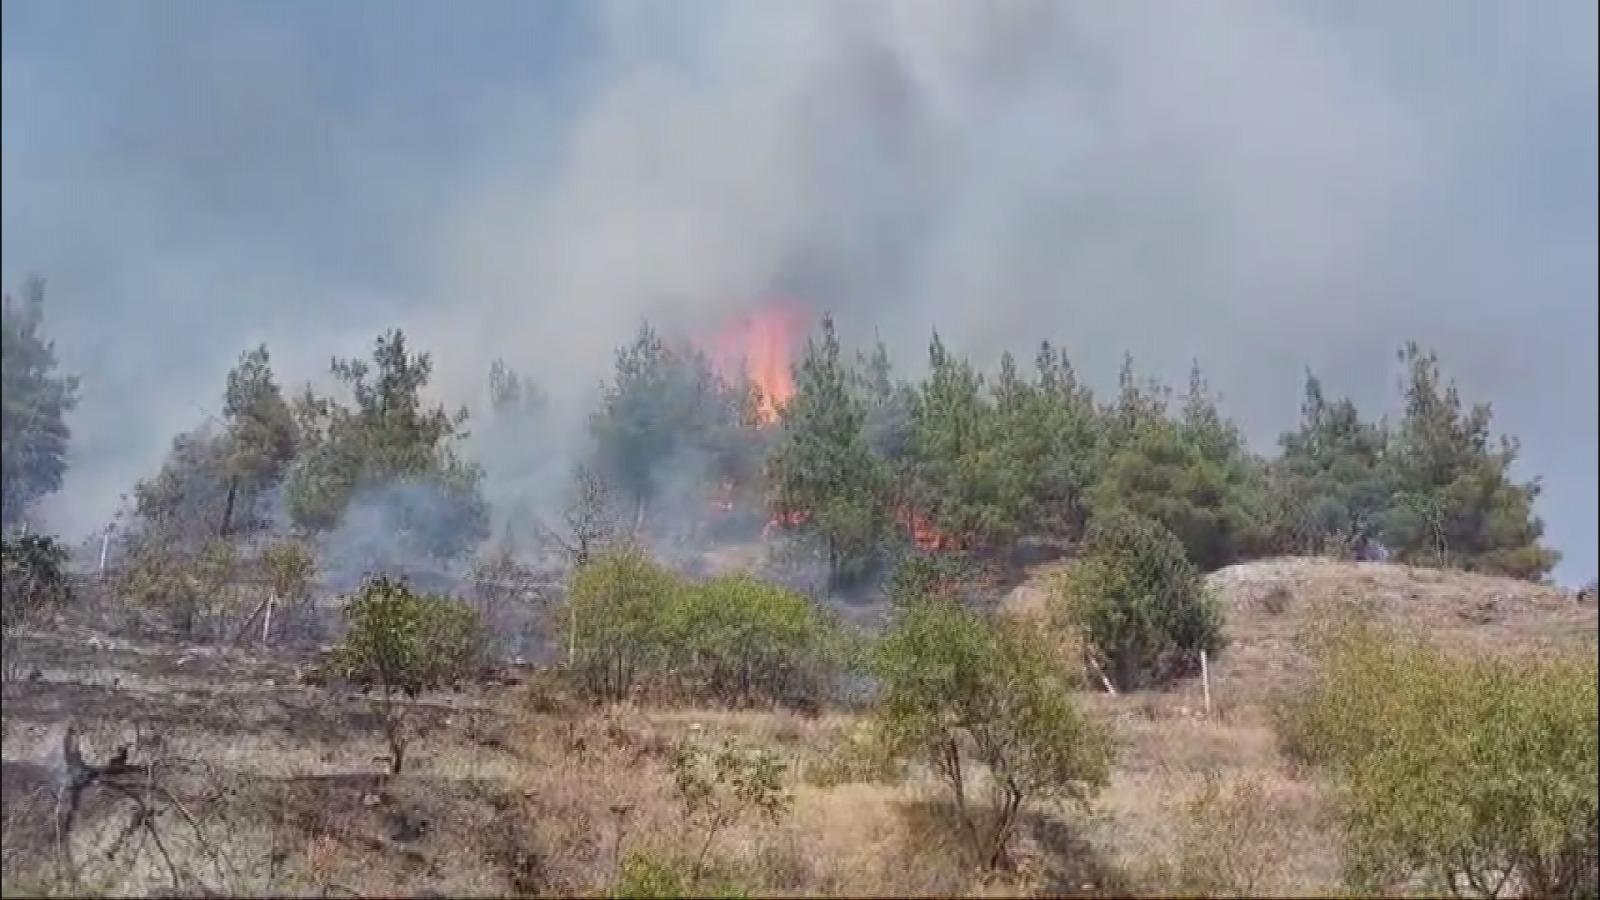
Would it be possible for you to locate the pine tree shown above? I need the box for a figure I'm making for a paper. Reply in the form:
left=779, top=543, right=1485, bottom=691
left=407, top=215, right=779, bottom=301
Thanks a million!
left=1381, top=343, right=1555, bottom=579
left=768, top=315, right=887, bottom=586
left=1, top=277, right=80, bottom=528
left=1267, top=370, right=1389, bottom=556
left=285, top=330, right=487, bottom=561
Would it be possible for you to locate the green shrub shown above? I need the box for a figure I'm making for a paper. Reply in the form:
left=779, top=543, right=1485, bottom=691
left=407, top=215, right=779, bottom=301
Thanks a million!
left=1279, top=620, right=1598, bottom=897
left=119, top=537, right=239, bottom=638
left=1, top=533, right=70, bottom=630
left=667, top=573, right=847, bottom=708
left=1052, top=508, right=1223, bottom=690
left=871, top=595, right=1113, bottom=870
left=334, top=575, right=483, bottom=773
left=260, top=537, right=317, bottom=639
left=885, top=550, right=977, bottom=608
left=610, top=851, right=749, bottom=899
left=2, top=533, right=72, bottom=682
left=561, top=547, right=848, bottom=708
left=560, top=545, right=685, bottom=700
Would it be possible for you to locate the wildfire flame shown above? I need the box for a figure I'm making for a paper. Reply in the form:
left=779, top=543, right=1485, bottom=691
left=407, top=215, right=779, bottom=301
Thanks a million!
left=896, top=504, right=949, bottom=552
left=703, top=302, right=808, bottom=425
left=761, top=508, right=811, bottom=538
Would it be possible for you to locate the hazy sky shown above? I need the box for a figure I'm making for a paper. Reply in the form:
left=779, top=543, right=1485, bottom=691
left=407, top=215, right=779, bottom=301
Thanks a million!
left=3, top=1, right=1595, bottom=582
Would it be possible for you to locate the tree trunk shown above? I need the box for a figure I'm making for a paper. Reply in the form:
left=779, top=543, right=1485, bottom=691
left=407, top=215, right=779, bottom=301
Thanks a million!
left=382, top=690, right=405, bottom=775
left=942, top=737, right=982, bottom=860
left=219, top=477, right=239, bottom=537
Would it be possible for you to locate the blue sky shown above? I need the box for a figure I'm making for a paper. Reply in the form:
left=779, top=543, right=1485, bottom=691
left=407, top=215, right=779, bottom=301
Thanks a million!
left=3, top=1, right=1595, bottom=582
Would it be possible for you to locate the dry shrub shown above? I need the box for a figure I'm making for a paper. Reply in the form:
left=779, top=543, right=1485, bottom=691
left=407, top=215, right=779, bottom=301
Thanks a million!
left=1257, top=585, right=1293, bottom=616
left=799, top=721, right=904, bottom=789
left=1168, top=772, right=1288, bottom=896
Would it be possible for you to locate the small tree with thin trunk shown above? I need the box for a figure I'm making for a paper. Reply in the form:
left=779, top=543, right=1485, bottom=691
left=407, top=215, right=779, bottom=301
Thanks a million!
left=333, top=576, right=482, bottom=774
left=871, top=595, right=1113, bottom=870
left=670, top=736, right=791, bottom=887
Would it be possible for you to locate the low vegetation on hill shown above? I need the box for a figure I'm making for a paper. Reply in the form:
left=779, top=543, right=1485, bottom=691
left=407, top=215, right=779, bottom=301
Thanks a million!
left=2, top=284, right=1593, bottom=897
left=2, top=553, right=1594, bottom=898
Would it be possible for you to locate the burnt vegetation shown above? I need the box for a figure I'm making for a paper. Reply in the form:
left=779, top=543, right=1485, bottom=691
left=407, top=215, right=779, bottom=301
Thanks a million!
left=2, top=279, right=1593, bottom=898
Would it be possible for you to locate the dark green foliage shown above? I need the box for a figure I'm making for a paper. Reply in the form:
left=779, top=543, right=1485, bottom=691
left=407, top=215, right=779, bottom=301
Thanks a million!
left=1378, top=343, right=1556, bottom=579
left=1263, top=371, right=1390, bottom=556
left=1089, top=360, right=1263, bottom=571
left=590, top=323, right=764, bottom=526
left=1052, top=509, right=1222, bottom=690
left=1, top=533, right=71, bottom=631
left=128, top=345, right=299, bottom=551
left=900, top=338, right=1101, bottom=554
left=222, top=344, right=300, bottom=498
left=286, top=329, right=488, bottom=561
left=1018, top=341, right=1101, bottom=539
left=334, top=575, right=483, bottom=773
left=669, top=574, right=850, bottom=708
left=905, top=334, right=1020, bottom=551
left=336, top=575, right=483, bottom=696
left=560, top=545, right=686, bottom=700
left=561, top=547, right=846, bottom=707
left=871, top=593, right=1113, bottom=869
left=769, top=316, right=889, bottom=586
left=885, top=550, right=978, bottom=608
left=1, top=277, right=80, bottom=528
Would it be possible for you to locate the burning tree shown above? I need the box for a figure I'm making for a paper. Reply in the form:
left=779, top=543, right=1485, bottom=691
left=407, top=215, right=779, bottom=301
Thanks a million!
left=767, top=315, right=891, bottom=588
left=591, top=320, right=773, bottom=535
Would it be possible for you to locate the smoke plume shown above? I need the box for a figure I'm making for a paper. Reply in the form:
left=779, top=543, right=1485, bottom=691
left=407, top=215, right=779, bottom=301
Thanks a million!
left=2, top=0, right=1595, bottom=581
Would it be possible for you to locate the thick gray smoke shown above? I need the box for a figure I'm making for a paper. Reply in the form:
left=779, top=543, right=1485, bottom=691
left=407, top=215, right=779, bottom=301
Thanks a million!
left=2, top=1, right=1595, bottom=581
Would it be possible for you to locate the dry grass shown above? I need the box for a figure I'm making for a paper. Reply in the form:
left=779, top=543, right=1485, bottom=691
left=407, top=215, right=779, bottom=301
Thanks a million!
left=3, top=559, right=1591, bottom=897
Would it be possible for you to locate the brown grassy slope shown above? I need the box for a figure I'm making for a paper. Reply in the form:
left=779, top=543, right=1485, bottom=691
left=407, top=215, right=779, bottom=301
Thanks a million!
left=1004, top=557, right=1597, bottom=896
left=2, top=559, right=1593, bottom=898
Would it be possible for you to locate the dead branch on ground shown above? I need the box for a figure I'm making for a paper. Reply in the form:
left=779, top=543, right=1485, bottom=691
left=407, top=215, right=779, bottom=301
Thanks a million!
left=54, top=723, right=233, bottom=895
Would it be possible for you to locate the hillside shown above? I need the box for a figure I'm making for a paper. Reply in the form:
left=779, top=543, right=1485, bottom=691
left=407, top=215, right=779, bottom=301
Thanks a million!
left=2, top=560, right=1594, bottom=897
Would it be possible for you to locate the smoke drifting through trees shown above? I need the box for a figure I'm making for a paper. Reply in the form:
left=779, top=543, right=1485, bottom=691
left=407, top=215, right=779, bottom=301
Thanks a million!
left=1, top=2, right=1592, bottom=580
left=1, top=280, right=1566, bottom=610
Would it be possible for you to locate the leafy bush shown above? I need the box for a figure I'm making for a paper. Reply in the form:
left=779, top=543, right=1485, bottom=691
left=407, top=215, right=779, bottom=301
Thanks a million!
left=260, top=537, right=317, bottom=641
left=1, top=533, right=70, bottom=630
left=610, top=851, right=749, bottom=900
left=561, top=547, right=848, bottom=708
left=334, top=575, right=483, bottom=772
left=886, top=550, right=978, bottom=608
left=1052, top=509, right=1223, bottom=690
left=2, top=533, right=72, bottom=681
left=871, top=595, right=1113, bottom=870
left=666, top=573, right=849, bottom=709
left=1279, top=619, right=1598, bottom=897
left=560, top=546, right=688, bottom=700
left=119, top=537, right=240, bottom=638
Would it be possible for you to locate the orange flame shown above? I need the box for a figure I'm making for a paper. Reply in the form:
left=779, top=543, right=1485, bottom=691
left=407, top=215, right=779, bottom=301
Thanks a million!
left=703, top=302, right=808, bottom=425
left=762, top=508, right=812, bottom=538
left=896, top=504, right=949, bottom=552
